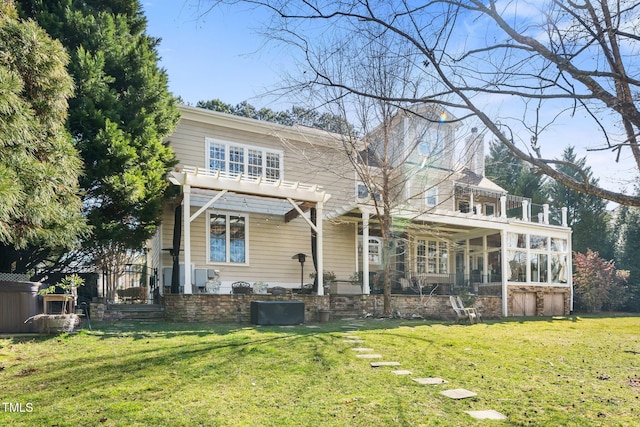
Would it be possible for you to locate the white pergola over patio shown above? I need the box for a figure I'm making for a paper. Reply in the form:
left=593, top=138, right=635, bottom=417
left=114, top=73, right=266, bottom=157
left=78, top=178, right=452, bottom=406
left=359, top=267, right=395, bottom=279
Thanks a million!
left=168, top=166, right=331, bottom=294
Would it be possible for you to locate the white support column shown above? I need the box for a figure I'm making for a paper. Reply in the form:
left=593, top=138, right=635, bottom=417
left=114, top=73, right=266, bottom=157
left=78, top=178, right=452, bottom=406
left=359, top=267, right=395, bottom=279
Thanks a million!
left=183, top=185, right=192, bottom=294
left=354, top=225, right=359, bottom=273
left=567, top=231, right=574, bottom=313
left=561, top=207, right=568, bottom=227
left=469, top=191, right=474, bottom=213
left=362, top=211, right=370, bottom=295
left=522, top=200, right=529, bottom=222
left=500, top=229, right=509, bottom=317
left=483, top=235, right=488, bottom=287
left=543, top=204, right=549, bottom=224
left=476, top=204, right=482, bottom=216
left=316, top=202, right=324, bottom=296
left=500, top=195, right=507, bottom=218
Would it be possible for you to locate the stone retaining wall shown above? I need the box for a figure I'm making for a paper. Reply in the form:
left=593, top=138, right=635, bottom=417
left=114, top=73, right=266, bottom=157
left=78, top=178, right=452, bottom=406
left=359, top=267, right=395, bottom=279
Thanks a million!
left=162, top=294, right=503, bottom=323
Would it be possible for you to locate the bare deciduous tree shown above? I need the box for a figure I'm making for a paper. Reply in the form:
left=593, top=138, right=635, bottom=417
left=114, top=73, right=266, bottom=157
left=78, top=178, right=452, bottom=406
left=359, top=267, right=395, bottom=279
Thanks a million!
left=205, top=0, right=640, bottom=206
left=270, top=32, right=466, bottom=315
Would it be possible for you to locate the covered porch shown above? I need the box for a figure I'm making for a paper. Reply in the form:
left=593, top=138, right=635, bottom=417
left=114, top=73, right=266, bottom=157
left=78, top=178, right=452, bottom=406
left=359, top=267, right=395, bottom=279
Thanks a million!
left=327, top=198, right=572, bottom=316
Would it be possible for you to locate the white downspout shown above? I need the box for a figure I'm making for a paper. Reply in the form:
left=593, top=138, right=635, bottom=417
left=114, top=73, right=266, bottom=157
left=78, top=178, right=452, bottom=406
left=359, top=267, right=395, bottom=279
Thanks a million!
left=183, top=185, right=192, bottom=294
left=501, top=229, right=508, bottom=317
left=316, top=202, right=324, bottom=296
left=362, top=210, right=370, bottom=295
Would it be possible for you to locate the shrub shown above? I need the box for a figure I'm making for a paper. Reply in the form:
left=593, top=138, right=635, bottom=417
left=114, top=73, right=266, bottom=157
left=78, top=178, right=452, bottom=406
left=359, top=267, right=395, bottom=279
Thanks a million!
left=573, top=250, right=629, bottom=312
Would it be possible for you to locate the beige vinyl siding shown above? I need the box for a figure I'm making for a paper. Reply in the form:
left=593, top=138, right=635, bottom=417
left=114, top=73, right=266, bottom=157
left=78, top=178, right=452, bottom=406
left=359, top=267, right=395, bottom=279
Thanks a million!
left=167, top=115, right=356, bottom=211
left=160, top=204, right=356, bottom=287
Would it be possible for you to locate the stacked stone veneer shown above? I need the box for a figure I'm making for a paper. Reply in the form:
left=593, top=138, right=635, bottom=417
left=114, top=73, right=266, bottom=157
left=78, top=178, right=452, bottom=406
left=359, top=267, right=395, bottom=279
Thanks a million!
left=162, top=294, right=502, bottom=323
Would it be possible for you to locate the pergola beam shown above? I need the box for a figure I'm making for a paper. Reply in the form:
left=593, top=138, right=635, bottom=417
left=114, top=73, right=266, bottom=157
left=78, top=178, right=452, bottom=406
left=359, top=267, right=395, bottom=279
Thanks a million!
left=168, top=166, right=330, bottom=295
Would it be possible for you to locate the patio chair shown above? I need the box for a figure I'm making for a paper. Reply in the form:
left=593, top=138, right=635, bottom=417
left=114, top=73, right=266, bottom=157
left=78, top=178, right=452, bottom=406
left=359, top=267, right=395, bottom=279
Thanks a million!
left=449, top=295, right=476, bottom=324
left=456, top=296, right=482, bottom=322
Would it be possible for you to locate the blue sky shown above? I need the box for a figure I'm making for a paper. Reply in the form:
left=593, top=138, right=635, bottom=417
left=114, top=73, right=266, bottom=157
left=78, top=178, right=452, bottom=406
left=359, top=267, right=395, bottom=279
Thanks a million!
left=143, top=1, right=635, bottom=195
left=143, top=1, right=289, bottom=107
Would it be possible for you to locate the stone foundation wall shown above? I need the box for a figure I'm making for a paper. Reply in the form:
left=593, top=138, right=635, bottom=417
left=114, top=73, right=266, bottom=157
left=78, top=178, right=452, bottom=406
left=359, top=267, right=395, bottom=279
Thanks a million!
left=162, top=294, right=503, bottom=323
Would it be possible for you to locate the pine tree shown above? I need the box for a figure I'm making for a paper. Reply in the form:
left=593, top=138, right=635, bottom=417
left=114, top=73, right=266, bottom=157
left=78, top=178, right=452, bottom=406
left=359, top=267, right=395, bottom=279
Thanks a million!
left=18, top=0, right=180, bottom=259
left=545, top=147, right=612, bottom=257
left=0, top=1, right=87, bottom=273
left=485, top=140, right=547, bottom=204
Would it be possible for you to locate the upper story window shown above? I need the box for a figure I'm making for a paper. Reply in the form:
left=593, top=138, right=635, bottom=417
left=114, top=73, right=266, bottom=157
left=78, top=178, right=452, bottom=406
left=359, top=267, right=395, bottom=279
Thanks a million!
left=206, top=138, right=283, bottom=181
left=356, top=182, right=381, bottom=201
left=417, top=128, right=445, bottom=158
left=425, top=187, right=438, bottom=207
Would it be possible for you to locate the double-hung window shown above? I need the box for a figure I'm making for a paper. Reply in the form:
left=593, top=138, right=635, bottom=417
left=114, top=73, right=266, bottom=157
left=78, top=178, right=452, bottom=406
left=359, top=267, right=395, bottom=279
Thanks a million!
left=206, top=138, right=283, bottom=181
left=208, top=212, right=248, bottom=264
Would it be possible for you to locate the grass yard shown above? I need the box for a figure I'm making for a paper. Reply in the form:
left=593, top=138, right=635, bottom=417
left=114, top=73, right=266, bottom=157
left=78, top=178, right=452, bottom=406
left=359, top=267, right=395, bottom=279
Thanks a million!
left=0, top=315, right=639, bottom=426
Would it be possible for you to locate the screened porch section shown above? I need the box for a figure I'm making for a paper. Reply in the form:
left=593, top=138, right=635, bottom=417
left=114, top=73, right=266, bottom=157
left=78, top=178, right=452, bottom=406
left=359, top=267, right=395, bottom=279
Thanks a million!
left=361, top=234, right=504, bottom=297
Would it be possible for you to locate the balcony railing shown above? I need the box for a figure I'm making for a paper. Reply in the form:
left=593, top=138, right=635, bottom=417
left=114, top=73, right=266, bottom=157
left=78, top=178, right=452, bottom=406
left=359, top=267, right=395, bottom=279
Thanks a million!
left=395, top=272, right=502, bottom=296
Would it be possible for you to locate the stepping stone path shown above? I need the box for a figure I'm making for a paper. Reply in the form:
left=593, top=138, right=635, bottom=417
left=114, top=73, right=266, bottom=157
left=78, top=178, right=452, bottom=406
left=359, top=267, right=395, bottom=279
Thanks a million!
left=441, top=388, right=478, bottom=399
left=340, top=318, right=507, bottom=421
left=370, top=361, right=401, bottom=367
left=465, top=410, right=508, bottom=420
left=412, top=377, right=448, bottom=385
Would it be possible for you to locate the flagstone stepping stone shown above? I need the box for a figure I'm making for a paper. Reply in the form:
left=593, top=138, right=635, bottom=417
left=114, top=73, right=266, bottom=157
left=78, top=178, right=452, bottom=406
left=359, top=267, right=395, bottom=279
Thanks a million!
left=341, top=318, right=357, bottom=321
left=305, top=325, right=320, bottom=329
left=392, top=370, right=413, bottom=375
left=441, top=389, right=477, bottom=399
left=351, top=347, right=375, bottom=352
left=465, top=410, right=507, bottom=420
left=343, top=335, right=361, bottom=339
left=341, top=326, right=358, bottom=330
left=343, top=339, right=364, bottom=344
left=370, top=361, right=401, bottom=367
left=356, top=354, right=382, bottom=359
left=412, top=377, right=448, bottom=385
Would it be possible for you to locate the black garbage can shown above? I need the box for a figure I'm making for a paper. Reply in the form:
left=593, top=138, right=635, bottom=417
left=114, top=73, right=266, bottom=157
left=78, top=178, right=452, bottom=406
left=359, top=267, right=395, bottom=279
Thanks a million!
left=250, top=301, right=305, bottom=325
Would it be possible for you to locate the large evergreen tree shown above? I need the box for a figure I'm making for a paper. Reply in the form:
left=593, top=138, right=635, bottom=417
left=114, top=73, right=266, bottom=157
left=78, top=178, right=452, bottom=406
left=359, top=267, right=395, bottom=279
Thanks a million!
left=0, top=1, right=87, bottom=273
left=546, top=147, right=612, bottom=258
left=18, top=1, right=180, bottom=264
left=612, top=182, right=640, bottom=311
left=485, top=140, right=547, bottom=204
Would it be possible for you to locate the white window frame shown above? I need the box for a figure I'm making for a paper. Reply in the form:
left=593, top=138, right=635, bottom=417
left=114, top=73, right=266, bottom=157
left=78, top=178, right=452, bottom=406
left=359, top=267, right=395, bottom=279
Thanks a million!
left=484, top=203, right=496, bottom=216
left=506, top=233, right=569, bottom=284
left=356, top=182, right=381, bottom=201
left=206, top=210, right=250, bottom=265
left=205, top=138, right=283, bottom=181
left=367, top=237, right=381, bottom=264
left=416, top=239, right=449, bottom=274
left=425, top=187, right=438, bottom=207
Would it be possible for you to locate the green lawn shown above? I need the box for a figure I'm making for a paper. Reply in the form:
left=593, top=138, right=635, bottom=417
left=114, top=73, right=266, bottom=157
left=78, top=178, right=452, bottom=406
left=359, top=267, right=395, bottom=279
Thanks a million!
left=1, top=315, right=639, bottom=426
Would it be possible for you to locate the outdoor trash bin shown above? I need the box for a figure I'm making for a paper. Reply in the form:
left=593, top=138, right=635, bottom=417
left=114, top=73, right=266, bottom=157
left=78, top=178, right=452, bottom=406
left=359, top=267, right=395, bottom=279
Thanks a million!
left=250, top=301, right=305, bottom=325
